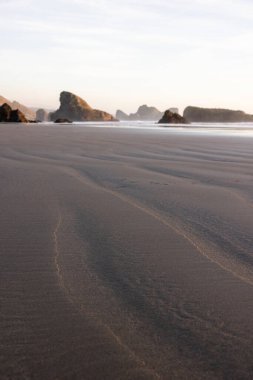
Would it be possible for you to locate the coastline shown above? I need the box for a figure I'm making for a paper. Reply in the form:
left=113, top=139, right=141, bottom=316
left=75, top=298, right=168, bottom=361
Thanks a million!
left=34, top=120, right=253, bottom=137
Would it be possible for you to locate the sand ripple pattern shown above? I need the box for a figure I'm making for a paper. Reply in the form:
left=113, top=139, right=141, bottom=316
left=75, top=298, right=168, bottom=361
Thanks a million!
left=1, top=124, right=253, bottom=379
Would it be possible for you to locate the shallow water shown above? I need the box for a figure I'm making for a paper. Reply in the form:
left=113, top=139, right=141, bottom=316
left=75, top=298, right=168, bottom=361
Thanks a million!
left=50, top=120, right=253, bottom=137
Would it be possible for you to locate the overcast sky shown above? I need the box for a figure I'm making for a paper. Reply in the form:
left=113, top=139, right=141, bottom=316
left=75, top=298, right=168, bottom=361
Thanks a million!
left=1, top=0, right=253, bottom=114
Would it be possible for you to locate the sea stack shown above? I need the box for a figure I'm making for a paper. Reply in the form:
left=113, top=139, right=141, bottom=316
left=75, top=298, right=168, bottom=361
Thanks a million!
left=0, top=95, right=35, bottom=120
left=0, top=103, right=12, bottom=122
left=11, top=101, right=35, bottom=120
left=0, top=103, right=28, bottom=123
left=129, top=105, right=163, bottom=121
left=36, top=109, right=48, bottom=122
left=50, top=91, right=117, bottom=122
left=183, top=106, right=253, bottom=122
left=115, top=110, right=129, bottom=120
left=116, top=105, right=164, bottom=121
left=158, top=110, right=188, bottom=124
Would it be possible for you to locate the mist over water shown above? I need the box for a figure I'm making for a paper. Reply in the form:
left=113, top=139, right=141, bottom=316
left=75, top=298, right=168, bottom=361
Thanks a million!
left=61, top=121, right=253, bottom=137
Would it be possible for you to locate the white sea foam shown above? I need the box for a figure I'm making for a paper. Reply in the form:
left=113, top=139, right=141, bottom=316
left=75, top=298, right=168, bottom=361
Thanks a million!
left=72, top=121, right=253, bottom=137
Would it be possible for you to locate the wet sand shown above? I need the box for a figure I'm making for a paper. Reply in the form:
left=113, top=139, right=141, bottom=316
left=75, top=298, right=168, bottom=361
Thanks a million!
left=0, top=123, right=253, bottom=379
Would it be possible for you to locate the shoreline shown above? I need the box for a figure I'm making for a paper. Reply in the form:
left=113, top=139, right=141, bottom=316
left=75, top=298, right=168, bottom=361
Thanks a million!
left=29, top=121, right=253, bottom=137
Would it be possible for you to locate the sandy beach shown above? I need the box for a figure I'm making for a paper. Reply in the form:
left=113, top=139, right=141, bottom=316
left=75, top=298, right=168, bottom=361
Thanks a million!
left=1, top=123, right=253, bottom=380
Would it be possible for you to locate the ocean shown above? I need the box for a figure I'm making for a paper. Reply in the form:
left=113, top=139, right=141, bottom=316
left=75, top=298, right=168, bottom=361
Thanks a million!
left=60, top=120, right=253, bottom=137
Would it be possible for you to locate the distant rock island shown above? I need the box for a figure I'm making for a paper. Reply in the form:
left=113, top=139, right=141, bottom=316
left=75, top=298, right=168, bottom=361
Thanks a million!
left=183, top=106, right=253, bottom=122
left=0, top=103, right=28, bottom=123
left=116, top=105, right=179, bottom=121
left=36, top=109, right=49, bottom=122
left=116, top=110, right=129, bottom=121
left=0, top=95, right=35, bottom=120
left=116, top=105, right=163, bottom=121
left=130, top=105, right=163, bottom=121
left=50, top=91, right=117, bottom=122
left=158, top=110, right=188, bottom=124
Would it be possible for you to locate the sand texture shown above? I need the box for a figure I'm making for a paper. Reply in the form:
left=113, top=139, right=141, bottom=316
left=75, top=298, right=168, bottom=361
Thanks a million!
left=0, top=124, right=253, bottom=379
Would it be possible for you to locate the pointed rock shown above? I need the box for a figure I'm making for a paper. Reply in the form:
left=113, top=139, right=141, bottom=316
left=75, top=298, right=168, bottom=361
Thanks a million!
left=158, top=110, right=188, bottom=124
left=0, top=103, right=28, bottom=123
left=50, top=91, right=117, bottom=122
left=0, top=103, right=12, bottom=122
left=116, top=110, right=129, bottom=120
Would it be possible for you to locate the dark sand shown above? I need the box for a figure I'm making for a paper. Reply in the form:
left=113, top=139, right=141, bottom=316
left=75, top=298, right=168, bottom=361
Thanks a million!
left=0, top=123, right=253, bottom=380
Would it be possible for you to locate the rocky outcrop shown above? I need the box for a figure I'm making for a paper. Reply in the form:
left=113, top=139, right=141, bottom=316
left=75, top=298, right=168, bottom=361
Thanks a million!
left=129, top=105, right=163, bottom=121
left=0, top=103, right=28, bottom=123
left=50, top=91, right=117, bottom=122
left=183, top=106, right=253, bottom=122
left=116, top=110, right=129, bottom=120
left=12, top=101, right=35, bottom=120
left=158, top=110, right=188, bottom=124
left=0, top=96, right=35, bottom=120
left=116, top=105, right=164, bottom=121
left=116, top=105, right=180, bottom=121
left=0, top=103, right=12, bottom=122
left=9, top=109, right=28, bottom=123
left=36, top=108, right=48, bottom=122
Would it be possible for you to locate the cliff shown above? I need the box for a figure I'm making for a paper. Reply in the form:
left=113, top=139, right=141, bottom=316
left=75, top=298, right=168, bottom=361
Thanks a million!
left=50, top=91, right=117, bottom=122
left=183, top=106, right=253, bottom=122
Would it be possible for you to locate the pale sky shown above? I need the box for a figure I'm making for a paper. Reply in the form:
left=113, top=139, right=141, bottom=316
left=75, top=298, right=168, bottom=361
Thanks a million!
left=1, top=0, right=253, bottom=114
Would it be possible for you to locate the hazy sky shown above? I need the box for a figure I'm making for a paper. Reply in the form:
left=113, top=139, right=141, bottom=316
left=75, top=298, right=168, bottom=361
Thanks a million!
left=1, top=0, right=253, bottom=114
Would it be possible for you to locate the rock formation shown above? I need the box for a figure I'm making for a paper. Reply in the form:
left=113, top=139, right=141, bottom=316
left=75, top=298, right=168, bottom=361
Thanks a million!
left=158, top=110, right=188, bottom=124
left=36, top=108, right=48, bottom=122
left=12, top=101, right=35, bottom=120
left=0, top=103, right=12, bottom=122
left=0, top=95, right=35, bottom=120
left=9, top=109, right=28, bottom=123
left=0, top=103, right=28, bottom=123
left=116, top=105, right=163, bottom=121
left=183, top=106, right=253, bottom=122
left=115, top=105, right=180, bottom=121
left=130, top=105, right=163, bottom=121
left=50, top=91, right=117, bottom=122
left=115, top=110, right=129, bottom=120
